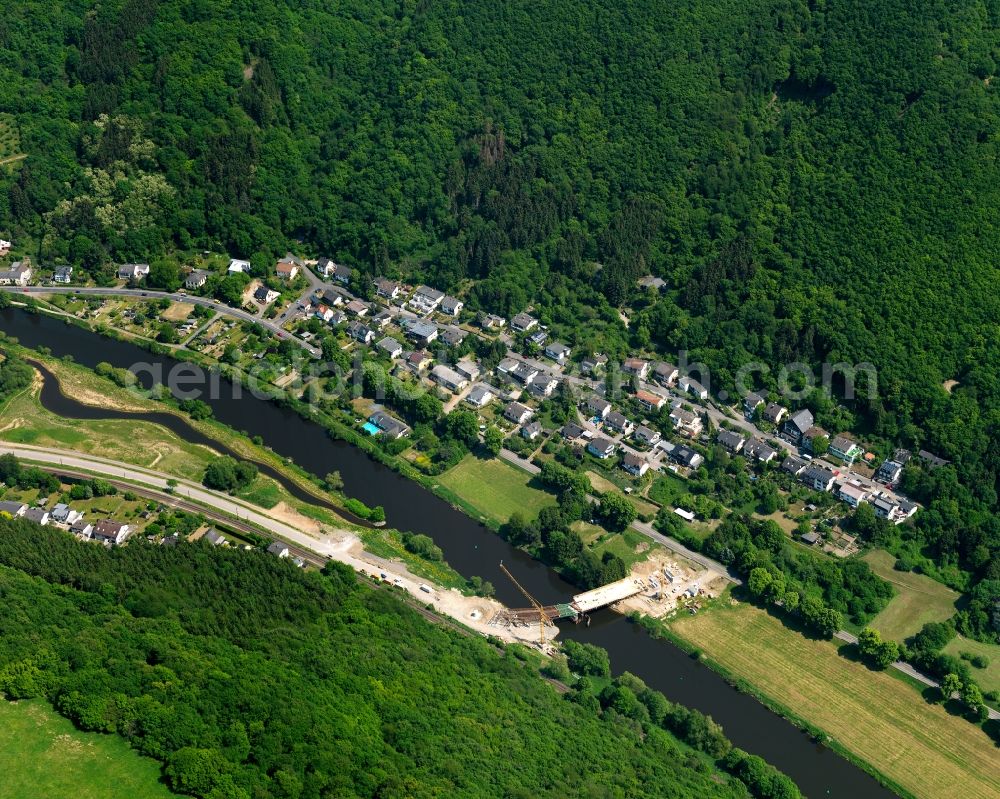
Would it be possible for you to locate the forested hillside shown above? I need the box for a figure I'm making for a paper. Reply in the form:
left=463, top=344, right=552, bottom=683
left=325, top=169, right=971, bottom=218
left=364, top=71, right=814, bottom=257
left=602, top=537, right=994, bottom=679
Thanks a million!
left=0, top=3, right=998, bottom=592
left=0, top=519, right=771, bottom=799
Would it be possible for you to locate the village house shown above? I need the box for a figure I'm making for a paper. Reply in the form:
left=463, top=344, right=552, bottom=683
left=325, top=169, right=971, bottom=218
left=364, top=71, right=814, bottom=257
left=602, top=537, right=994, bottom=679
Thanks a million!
left=405, top=349, right=433, bottom=371
left=580, top=354, right=608, bottom=374
left=587, top=395, right=612, bottom=419
left=521, top=421, right=543, bottom=441
left=374, top=277, right=402, bottom=300
left=0, top=259, right=32, bottom=286
left=369, top=410, right=410, bottom=439
left=511, top=312, right=538, bottom=332
left=345, top=299, right=370, bottom=317
left=669, top=445, right=704, bottom=470
left=465, top=384, right=494, bottom=408
left=254, top=285, right=279, bottom=305
left=455, top=360, right=480, bottom=382
left=50, top=503, right=83, bottom=525
left=679, top=375, right=709, bottom=401
left=53, top=265, right=73, bottom=284
left=918, top=449, right=950, bottom=469
left=527, top=329, right=548, bottom=347
left=829, top=435, right=863, bottom=464
left=510, top=361, right=540, bottom=385
left=763, top=403, right=787, bottom=425
left=801, top=426, right=829, bottom=452
left=875, top=458, right=904, bottom=485
left=91, top=519, right=132, bottom=545
left=528, top=374, right=559, bottom=398
left=440, top=296, right=463, bottom=316
left=228, top=258, right=251, bottom=273
left=371, top=309, right=393, bottom=329
left=634, top=425, right=661, bottom=447
left=743, top=439, right=778, bottom=463
left=276, top=254, right=302, bottom=280
left=717, top=429, right=746, bottom=453
left=347, top=321, right=375, bottom=344
left=544, top=342, right=571, bottom=362
left=561, top=422, right=585, bottom=441
left=401, top=317, right=438, bottom=347
left=504, top=401, right=534, bottom=425
left=377, top=336, right=403, bottom=359
left=439, top=327, right=466, bottom=347
left=744, top=392, right=766, bottom=416
left=185, top=269, right=209, bottom=289
left=315, top=257, right=338, bottom=279
left=652, top=362, right=679, bottom=386
left=587, top=437, right=617, bottom=459
left=431, top=364, right=469, bottom=393
left=782, top=409, right=814, bottom=444
left=70, top=520, right=94, bottom=539
left=479, top=313, right=506, bottom=330
left=837, top=482, right=869, bottom=508
left=332, top=263, right=353, bottom=285
left=409, top=285, right=445, bottom=313
left=635, top=389, right=666, bottom=412
left=0, top=500, right=27, bottom=517
left=621, top=451, right=650, bottom=477
left=321, top=288, right=345, bottom=307
left=801, top=464, right=836, bottom=492
left=21, top=507, right=47, bottom=526
left=204, top=529, right=227, bottom=546
left=117, top=262, right=150, bottom=282
left=781, top=454, right=810, bottom=476
left=313, top=304, right=335, bottom=323
left=605, top=411, right=634, bottom=436
left=669, top=407, right=703, bottom=438
left=622, top=358, right=650, bottom=380
left=0, top=239, right=11, bottom=256
left=267, top=540, right=291, bottom=558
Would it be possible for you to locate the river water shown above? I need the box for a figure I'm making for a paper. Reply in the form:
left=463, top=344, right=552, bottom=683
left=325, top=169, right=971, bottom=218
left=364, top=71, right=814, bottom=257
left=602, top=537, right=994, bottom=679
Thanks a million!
left=0, top=308, right=895, bottom=798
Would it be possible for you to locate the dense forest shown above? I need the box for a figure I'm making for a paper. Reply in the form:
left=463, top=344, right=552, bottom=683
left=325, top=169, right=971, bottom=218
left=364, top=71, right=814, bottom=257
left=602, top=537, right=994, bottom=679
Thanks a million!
left=0, top=2, right=997, bottom=628
left=0, top=519, right=797, bottom=799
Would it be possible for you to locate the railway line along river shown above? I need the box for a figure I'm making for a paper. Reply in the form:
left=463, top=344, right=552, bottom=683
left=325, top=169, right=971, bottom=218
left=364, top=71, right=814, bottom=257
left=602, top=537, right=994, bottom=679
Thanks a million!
left=1, top=307, right=895, bottom=799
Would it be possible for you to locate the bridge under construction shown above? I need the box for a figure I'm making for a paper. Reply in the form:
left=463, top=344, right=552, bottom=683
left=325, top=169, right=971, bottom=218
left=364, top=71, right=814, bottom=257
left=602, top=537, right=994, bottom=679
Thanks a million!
left=489, top=575, right=646, bottom=631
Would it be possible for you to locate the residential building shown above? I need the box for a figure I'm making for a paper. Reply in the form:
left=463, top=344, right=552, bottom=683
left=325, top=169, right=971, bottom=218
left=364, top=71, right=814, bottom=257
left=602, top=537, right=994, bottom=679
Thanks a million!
left=374, top=277, right=402, bottom=299
left=745, top=392, right=766, bottom=415
left=872, top=496, right=898, bottom=521
left=587, top=437, right=617, bottom=459
left=0, top=260, right=32, bottom=286
left=527, top=330, right=548, bottom=347
left=743, top=439, right=778, bottom=463
left=0, top=501, right=27, bottom=517
left=313, top=304, right=335, bottom=323
left=521, top=421, right=543, bottom=441
left=439, top=327, right=466, bottom=347
left=333, top=263, right=353, bottom=285
left=510, top=362, right=540, bottom=384
left=369, top=410, right=410, bottom=439
left=782, top=409, right=814, bottom=444
left=717, top=429, right=746, bottom=453
left=622, top=358, right=649, bottom=380
left=763, top=403, right=787, bottom=425
left=802, top=426, right=829, bottom=452
left=371, top=309, right=392, bottom=329
left=621, top=451, right=650, bottom=477
left=634, top=425, right=661, bottom=447
left=781, top=455, right=810, bottom=476
left=185, top=269, right=209, bottom=289
left=465, top=384, right=494, bottom=408
left=321, top=288, right=345, bottom=306
left=267, top=540, right=291, bottom=558
left=669, top=407, right=702, bottom=438
left=561, top=423, right=585, bottom=442
left=652, top=362, right=679, bottom=386
left=50, top=503, right=82, bottom=525
left=918, top=449, right=950, bottom=469
left=345, top=299, right=370, bottom=317
left=315, top=257, right=339, bottom=279
left=838, top=482, right=869, bottom=508
left=801, top=465, right=836, bottom=492
left=276, top=255, right=301, bottom=280
left=504, top=401, right=534, bottom=425
left=401, top=318, right=438, bottom=346
left=204, top=529, right=227, bottom=546
left=669, top=445, right=704, bottom=470
left=52, top=265, right=73, bottom=284
left=455, top=360, right=480, bottom=382
left=346, top=321, right=374, bottom=344
left=117, top=262, right=150, bottom=281
left=0, top=238, right=10, bottom=256
left=875, top=459, right=904, bottom=485
left=405, top=350, right=433, bottom=371
left=440, top=296, right=463, bottom=316
left=431, top=364, right=469, bottom=393
left=580, top=354, right=608, bottom=374
left=605, top=411, right=634, bottom=435
left=587, top=395, right=612, bottom=419
left=377, top=336, right=403, bottom=359
left=800, top=531, right=821, bottom=546
left=228, top=258, right=251, bottom=273
left=511, top=312, right=538, bottom=332
left=409, top=285, right=445, bottom=313
left=329, top=310, right=347, bottom=326
left=70, top=521, right=94, bottom=538
left=635, top=389, right=666, bottom=412
left=91, top=519, right=131, bottom=545
left=479, top=313, right=506, bottom=330
left=829, top=435, right=863, bottom=464
left=679, top=375, right=708, bottom=400
left=544, top=342, right=571, bottom=362
left=254, top=285, right=279, bottom=305
left=528, top=374, right=559, bottom=397
left=637, top=275, right=667, bottom=292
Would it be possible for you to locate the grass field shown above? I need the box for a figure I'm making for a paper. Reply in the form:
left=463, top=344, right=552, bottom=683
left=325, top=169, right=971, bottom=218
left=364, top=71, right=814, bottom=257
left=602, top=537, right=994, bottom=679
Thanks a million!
left=0, top=700, right=176, bottom=799
left=671, top=601, right=1000, bottom=799
left=585, top=469, right=658, bottom=517
left=863, top=549, right=959, bottom=640
left=943, top=635, right=1000, bottom=694
left=438, top=455, right=555, bottom=524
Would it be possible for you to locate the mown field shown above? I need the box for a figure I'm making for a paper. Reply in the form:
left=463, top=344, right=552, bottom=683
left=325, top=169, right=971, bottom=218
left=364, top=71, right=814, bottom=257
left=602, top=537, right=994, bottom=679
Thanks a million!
left=437, top=454, right=555, bottom=524
left=863, top=549, right=960, bottom=640
left=0, top=700, right=176, bottom=799
left=943, top=635, right=1000, bottom=695
left=671, top=601, right=1000, bottom=799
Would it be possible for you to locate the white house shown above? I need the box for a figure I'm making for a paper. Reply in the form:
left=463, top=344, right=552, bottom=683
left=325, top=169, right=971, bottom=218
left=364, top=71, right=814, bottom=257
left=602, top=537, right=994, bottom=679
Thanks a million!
left=228, top=258, right=251, bottom=273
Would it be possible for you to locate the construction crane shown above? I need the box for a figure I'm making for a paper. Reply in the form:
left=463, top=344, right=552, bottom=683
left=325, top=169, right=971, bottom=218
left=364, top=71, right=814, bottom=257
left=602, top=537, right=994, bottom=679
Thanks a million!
left=499, top=560, right=552, bottom=647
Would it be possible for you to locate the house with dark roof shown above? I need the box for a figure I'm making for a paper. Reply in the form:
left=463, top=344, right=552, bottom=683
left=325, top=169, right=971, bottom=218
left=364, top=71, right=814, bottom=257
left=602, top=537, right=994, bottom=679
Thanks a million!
left=377, top=336, right=403, bottom=358
left=528, top=374, right=559, bottom=397
left=605, top=411, right=634, bottom=435
left=637, top=275, right=667, bottom=291
left=0, top=501, right=27, bottom=517
left=267, top=540, right=291, bottom=558
left=510, top=362, right=540, bottom=385
left=782, top=409, right=814, bottom=444
left=918, top=450, right=950, bottom=469
left=503, top=402, right=534, bottom=425
left=875, top=459, right=903, bottom=485
left=374, top=277, right=402, bottom=299
left=802, top=426, right=829, bottom=452
left=669, top=407, right=702, bottom=438
left=544, top=342, right=571, bottom=362
left=669, top=445, right=704, bottom=470
left=204, top=529, right=227, bottom=546
left=829, top=435, right=863, bottom=464
left=409, top=285, right=445, bottom=313
left=717, top=429, right=746, bottom=453
left=405, top=349, right=433, bottom=371
left=401, top=318, right=438, bottom=346
left=521, top=421, right=543, bottom=441
left=580, top=354, right=607, bottom=374
left=511, top=312, right=538, bottom=332
left=561, top=422, right=585, bottom=441
left=763, top=403, right=787, bottom=425
left=440, top=296, right=463, bottom=316
left=53, top=265, right=74, bottom=284
left=744, top=392, right=766, bottom=415
left=347, top=321, right=374, bottom=344
left=465, top=384, right=494, bottom=408
left=801, top=464, right=836, bottom=492
left=91, top=519, right=131, bottom=545
left=333, top=263, right=353, bottom=285
left=652, top=362, right=679, bottom=386
left=587, top=395, right=611, bottom=419
left=781, top=455, right=810, bottom=476
left=479, top=313, right=506, bottom=330
left=185, top=269, right=209, bottom=289
left=345, top=299, right=370, bottom=317
left=369, top=410, right=410, bottom=439
left=587, top=437, right=617, bottom=459
left=679, top=376, right=708, bottom=400
left=622, top=358, right=649, bottom=379
left=621, top=451, right=650, bottom=477
left=117, top=262, right=149, bottom=281
left=439, top=327, right=467, bottom=347
left=254, top=285, right=279, bottom=305
left=24, top=507, right=50, bottom=526
left=633, top=425, right=661, bottom=447
left=743, top=439, right=778, bottom=463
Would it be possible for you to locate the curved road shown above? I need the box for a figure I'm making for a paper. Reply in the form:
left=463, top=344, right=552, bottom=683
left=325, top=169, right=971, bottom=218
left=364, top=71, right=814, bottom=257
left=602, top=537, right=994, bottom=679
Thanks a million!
left=1, top=285, right=322, bottom=357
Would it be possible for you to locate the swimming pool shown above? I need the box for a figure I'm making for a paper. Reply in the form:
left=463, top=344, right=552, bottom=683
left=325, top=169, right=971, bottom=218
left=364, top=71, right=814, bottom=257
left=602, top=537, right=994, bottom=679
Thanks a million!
left=362, top=421, right=381, bottom=435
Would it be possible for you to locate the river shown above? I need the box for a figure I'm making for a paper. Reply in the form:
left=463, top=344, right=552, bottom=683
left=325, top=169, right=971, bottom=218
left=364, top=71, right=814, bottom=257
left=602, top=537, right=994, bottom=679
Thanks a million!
left=0, top=307, right=895, bottom=798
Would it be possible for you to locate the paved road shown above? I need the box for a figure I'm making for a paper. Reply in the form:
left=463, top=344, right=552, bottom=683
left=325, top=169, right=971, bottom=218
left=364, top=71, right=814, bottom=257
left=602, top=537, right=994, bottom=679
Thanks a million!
left=1, top=285, right=321, bottom=357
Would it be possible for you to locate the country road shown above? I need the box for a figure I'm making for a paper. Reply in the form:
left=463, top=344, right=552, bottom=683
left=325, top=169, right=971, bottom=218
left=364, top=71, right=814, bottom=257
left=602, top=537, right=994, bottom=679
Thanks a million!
left=0, top=285, right=321, bottom=357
